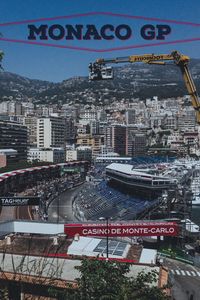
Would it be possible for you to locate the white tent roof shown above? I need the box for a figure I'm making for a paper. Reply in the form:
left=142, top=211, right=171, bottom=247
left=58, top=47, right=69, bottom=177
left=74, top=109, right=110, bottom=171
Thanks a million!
left=139, top=248, right=157, bottom=264
left=67, top=236, right=130, bottom=259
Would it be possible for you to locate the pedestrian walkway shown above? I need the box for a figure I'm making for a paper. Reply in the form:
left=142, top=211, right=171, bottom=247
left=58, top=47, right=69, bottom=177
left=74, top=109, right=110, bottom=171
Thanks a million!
left=170, top=269, right=200, bottom=277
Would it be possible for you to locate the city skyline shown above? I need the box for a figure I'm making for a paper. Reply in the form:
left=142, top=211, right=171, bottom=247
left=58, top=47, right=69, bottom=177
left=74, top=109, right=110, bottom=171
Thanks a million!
left=0, top=2, right=200, bottom=298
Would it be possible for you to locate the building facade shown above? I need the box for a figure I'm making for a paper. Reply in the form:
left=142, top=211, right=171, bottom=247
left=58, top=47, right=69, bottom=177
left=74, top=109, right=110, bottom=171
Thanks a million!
left=105, top=124, right=127, bottom=156
left=28, top=148, right=65, bottom=163
left=0, top=120, right=28, bottom=161
left=126, top=125, right=148, bottom=157
left=37, top=117, right=66, bottom=149
left=23, top=116, right=37, bottom=147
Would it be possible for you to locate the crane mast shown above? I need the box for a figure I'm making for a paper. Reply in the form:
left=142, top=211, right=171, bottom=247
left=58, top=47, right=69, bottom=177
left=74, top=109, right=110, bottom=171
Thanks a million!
left=89, top=51, right=200, bottom=124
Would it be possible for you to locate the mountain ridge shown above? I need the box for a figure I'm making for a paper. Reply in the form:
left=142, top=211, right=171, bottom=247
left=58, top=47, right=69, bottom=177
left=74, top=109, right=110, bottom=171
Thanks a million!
left=0, top=59, right=200, bottom=104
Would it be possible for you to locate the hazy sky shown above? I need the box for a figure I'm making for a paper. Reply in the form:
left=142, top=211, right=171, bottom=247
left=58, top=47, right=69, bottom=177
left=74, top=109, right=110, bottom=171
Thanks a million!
left=0, top=0, right=200, bottom=82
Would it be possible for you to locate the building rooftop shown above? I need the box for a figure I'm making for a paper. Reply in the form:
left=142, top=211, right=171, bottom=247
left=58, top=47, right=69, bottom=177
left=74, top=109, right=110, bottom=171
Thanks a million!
left=0, top=233, right=143, bottom=261
left=96, top=156, right=131, bottom=161
left=106, top=163, right=154, bottom=177
left=77, top=146, right=92, bottom=150
left=0, top=235, right=70, bottom=256
left=0, top=149, right=17, bottom=154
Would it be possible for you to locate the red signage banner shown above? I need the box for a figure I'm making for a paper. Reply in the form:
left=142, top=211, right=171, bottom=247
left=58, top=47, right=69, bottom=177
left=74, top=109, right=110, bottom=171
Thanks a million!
left=64, top=222, right=179, bottom=237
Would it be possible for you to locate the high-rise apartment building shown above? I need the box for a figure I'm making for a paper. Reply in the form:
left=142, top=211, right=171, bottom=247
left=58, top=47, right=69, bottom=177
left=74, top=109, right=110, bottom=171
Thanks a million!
left=126, top=125, right=148, bottom=157
left=105, top=124, right=126, bottom=156
left=23, top=116, right=37, bottom=147
left=0, top=120, right=28, bottom=161
left=125, top=109, right=136, bottom=125
left=37, top=117, right=65, bottom=148
left=178, top=109, right=196, bottom=131
left=65, top=117, right=76, bottom=143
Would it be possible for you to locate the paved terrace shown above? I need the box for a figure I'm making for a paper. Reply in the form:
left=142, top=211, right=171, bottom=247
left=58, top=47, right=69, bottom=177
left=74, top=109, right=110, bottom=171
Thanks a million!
left=0, top=252, right=160, bottom=285
left=0, top=223, right=168, bottom=294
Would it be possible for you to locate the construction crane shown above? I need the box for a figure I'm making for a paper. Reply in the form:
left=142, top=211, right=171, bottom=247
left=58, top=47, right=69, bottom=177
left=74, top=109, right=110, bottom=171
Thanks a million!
left=89, top=51, right=200, bottom=124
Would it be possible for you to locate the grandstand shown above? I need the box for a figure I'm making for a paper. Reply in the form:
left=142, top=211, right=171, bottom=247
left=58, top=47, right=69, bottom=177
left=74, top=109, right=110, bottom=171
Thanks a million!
left=73, top=180, right=159, bottom=221
left=0, top=161, right=88, bottom=196
left=73, top=156, right=176, bottom=222
left=131, top=155, right=174, bottom=165
left=0, top=161, right=88, bottom=222
left=95, top=155, right=175, bottom=168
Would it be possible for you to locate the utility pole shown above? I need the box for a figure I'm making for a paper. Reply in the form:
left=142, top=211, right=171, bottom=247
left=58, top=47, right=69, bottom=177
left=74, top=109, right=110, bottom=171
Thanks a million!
left=99, top=217, right=109, bottom=259
left=57, top=197, right=60, bottom=224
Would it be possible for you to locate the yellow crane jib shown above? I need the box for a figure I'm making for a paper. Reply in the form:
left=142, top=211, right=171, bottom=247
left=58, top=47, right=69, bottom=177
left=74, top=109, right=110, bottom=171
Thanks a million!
left=88, top=51, right=200, bottom=124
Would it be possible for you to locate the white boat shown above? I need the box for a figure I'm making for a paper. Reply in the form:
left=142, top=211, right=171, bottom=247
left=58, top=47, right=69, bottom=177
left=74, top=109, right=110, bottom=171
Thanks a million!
left=181, top=219, right=200, bottom=233
left=192, top=196, right=200, bottom=206
left=191, top=176, right=200, bottom=206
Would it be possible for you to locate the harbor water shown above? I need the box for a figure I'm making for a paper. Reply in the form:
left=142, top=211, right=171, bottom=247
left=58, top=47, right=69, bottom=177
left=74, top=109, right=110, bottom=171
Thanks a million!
left=192, top=207, right=200, bottom=226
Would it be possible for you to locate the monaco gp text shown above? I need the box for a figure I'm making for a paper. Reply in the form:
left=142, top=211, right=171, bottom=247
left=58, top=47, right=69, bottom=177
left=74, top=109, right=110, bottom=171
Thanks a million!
left=28, top=24, right=171, bottom=41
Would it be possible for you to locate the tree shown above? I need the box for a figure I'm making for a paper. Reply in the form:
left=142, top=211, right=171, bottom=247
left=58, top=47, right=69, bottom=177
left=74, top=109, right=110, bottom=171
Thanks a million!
left=120, top=270, right=170, bottom=300
left=75, top=259, right=129, bottom=300
left=73, top=259, right=170, bottom=300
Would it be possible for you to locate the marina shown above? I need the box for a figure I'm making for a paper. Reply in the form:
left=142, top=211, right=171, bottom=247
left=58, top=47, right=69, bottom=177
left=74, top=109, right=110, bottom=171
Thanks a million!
left=191, top=176, right=200, bottom=206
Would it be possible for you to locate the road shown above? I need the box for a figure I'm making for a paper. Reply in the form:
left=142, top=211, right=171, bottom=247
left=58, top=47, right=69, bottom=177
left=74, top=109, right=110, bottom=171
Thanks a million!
left=164, top=258, right=200, bottom=300
left=0, top=183, right=84, bottom=223
left=16, top=205, right=32, bottom=220
left=0, top=205, right=32, bottom=221
left=47, top=184, right=84, bottom=222
left=0, top=207, right=16, bottom=221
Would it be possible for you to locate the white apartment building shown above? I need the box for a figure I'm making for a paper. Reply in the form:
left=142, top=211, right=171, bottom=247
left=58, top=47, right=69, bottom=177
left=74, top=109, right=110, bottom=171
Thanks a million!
left=0, top=101, right=9, bottom=114
left=0, top=101, right=22, bottom=115
left=37, top=117, right=65, bottom=149
left=79, top=110, right=97, bottom=122
left=66, top=147, right=92, bottom=162
left=21, top=102, right=34, bottom=116
left=28, top=148, right=65, bottom=163
left=167, top=132, right=181, bottom=146
left=66, top=150, right=77, bottom=161
left=42, top=106, right=54, bottom=117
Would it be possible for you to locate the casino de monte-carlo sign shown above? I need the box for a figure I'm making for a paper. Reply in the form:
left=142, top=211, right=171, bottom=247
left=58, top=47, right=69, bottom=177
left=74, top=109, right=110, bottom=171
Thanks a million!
left=64, top=222, right=179, bottom=238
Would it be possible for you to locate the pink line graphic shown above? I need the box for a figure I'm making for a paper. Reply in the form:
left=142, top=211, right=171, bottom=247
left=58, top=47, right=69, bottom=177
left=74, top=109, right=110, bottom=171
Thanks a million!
left=1, top=37, right=200, bottom=52
left=0, top=12, right=200, bottom=27
left=0, top=12, right=199, bottom=52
